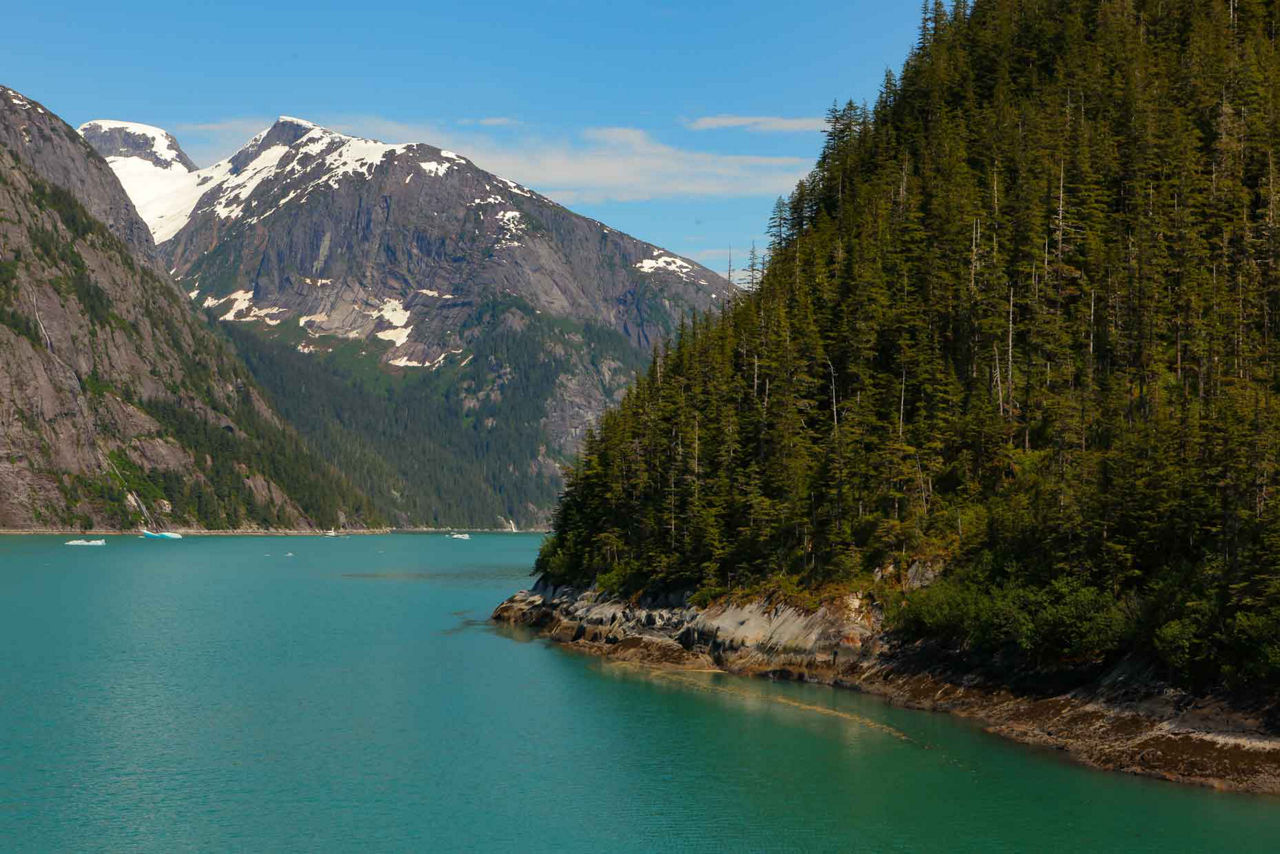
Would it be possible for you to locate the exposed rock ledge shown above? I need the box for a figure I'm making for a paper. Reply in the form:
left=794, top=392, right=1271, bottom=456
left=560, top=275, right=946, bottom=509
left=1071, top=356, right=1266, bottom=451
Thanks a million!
left=493, top=578, right=1280, bottom=795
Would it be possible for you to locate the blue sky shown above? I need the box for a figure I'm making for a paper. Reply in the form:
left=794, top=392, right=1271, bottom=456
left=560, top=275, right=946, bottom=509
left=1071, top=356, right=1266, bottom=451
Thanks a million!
left=3, top=1, right=921, bottom=277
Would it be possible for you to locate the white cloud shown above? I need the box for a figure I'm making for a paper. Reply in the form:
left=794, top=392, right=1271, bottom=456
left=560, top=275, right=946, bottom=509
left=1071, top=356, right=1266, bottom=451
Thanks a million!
left=463, top=126, right=809, bottom=204
left=168, top=114, right=810, bottom=204
left=458, top=117, right=520, bottom=126
left=323, top=118, right=811, bottom=202
left=685, top=115, right=827, bottom=133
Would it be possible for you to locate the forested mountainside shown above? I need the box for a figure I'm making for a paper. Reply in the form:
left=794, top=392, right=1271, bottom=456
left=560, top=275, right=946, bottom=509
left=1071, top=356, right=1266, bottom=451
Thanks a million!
left=0, top=86, right=374, bottom=531
left=538, top=0, right=1280, bottom=695
left=85, top=117, right=730, bottom=528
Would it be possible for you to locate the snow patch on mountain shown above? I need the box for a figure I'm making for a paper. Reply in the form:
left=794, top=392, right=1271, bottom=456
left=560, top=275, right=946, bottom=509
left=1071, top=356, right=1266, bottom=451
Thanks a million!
left=375, top=326, right=413, bottom=347
left=82, top=120, right=184, bottom=164
left=299, top=312, right=328, bottom=328
left=390, top=346, right=465, bottom=370
left=80, top=120, right=199, bottom=240
left=211, top=144, right=290, bottom=221
left=389, top=356, right=427, bottom=368
left=127, top=166, right=217, bottom=243
left=432, top=348, right=465, bottom=368
left=495, top=210, right=525, bottom=248
left=203, top=289, right=255, bottom=320
left=635, top=254, right=697, bottom=279
left=499, top=177, right=532, bottom=198
left=307, top=133, right=412, bottom=188
left=374, top=298, right=411, bottom=327
left=244, top=307, right=287, bottom=326
left=276, top=116, right=318, bottom=130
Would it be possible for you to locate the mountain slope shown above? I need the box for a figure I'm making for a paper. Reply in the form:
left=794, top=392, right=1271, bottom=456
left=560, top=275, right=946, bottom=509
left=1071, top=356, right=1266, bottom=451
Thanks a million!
left=86, top=117, right=731, bottom=527
left=0, top=86, right=374, bottom=531
left=535, top=0, right=1280, bottom=697
left=1, top=93, right=155, bottom=264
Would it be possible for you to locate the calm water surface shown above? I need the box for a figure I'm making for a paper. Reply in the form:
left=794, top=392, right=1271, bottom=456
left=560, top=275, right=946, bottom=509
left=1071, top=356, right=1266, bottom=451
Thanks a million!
left=0, top=534, right=1277, bottom=852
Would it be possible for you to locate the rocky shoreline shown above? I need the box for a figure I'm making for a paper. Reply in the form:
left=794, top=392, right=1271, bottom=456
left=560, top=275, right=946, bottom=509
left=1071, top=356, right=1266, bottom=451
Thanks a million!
left=493, top=579, right=1280, bottom=795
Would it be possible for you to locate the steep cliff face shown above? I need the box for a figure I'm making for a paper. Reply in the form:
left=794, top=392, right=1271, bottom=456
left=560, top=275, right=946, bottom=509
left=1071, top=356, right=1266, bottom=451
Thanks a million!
left=85, top=116, right=732, bottom=527
left=1, top=88, right=155, bottom=264
left=0, top=87, right=370, bottom=531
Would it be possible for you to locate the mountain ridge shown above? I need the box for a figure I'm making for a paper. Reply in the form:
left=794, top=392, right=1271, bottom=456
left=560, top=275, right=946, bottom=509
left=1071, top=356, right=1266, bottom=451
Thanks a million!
left=1, top=91, right=156, bottom=264
left=86, top=115, right=727, bottom=357
left=84, top=114, right=732, bottom=527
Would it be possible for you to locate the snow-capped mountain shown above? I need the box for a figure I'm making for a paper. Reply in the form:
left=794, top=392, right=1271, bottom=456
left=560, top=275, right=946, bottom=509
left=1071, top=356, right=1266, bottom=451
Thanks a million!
left=83, top=116, right=727, bottom=361
left=78, top=120, right=197, bottom=243
left=82, top=115, right=730, bottom=527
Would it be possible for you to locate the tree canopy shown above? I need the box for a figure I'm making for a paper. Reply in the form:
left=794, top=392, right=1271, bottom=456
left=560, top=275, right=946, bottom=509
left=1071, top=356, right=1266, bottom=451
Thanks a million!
left=536, top=0, right=1280, bottom=694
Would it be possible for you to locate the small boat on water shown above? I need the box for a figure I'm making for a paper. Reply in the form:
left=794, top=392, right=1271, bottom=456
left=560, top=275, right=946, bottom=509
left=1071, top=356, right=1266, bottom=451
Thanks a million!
left=141, top=530, right=183, bottom=540
left=447, top=532, right=471, bottom=540
left=64, top=539, right=105, bottom=547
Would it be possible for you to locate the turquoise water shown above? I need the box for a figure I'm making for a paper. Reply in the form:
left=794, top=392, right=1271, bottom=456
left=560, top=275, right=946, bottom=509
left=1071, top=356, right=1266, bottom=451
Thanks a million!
left=0, top=534, right=1276, bottom=852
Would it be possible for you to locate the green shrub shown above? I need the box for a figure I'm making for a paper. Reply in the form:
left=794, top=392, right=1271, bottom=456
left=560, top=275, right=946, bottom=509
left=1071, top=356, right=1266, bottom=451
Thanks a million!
left=69, top=270, right=111, bottom=325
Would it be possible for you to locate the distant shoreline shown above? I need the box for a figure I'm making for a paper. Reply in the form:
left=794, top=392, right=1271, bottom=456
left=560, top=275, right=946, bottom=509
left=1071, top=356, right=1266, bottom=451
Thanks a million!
left=0, top=527, right=549, bottom=537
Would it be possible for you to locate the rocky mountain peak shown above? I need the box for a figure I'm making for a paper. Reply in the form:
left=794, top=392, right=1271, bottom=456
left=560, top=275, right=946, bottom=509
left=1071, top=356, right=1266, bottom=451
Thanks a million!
left=78, top=120, right=196, bottom=171
left=229, top=116, right=323, bottom=169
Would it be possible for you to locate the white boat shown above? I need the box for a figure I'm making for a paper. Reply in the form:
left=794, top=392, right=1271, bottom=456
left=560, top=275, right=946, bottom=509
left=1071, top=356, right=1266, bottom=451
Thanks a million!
left=447, top=532, right=471, bottom=540
left=64, top=539, right=105, bottom=547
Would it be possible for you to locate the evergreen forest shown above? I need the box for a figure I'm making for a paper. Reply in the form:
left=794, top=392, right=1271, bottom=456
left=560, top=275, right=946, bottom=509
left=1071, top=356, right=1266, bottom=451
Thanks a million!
left=537, top=0, right=1280, bottom=694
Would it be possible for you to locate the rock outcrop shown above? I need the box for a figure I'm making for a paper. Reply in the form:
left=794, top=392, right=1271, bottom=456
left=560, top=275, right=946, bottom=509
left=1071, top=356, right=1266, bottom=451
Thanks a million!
left=494, top=580, right=1280, bottom=794
left=79, top=120, right=196, bottom=172
left=495, top=579, right=880, bottom=671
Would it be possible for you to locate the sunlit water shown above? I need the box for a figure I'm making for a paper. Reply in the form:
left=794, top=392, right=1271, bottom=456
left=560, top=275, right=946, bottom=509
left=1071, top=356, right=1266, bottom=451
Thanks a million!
left=0, top=534, right=1276, bottom=852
